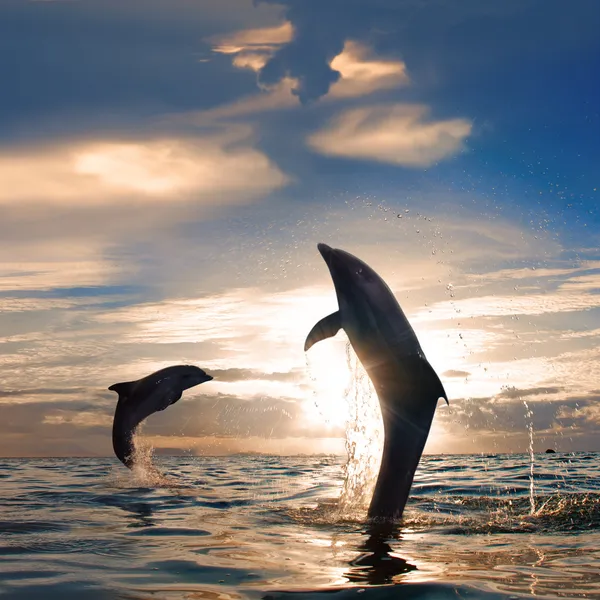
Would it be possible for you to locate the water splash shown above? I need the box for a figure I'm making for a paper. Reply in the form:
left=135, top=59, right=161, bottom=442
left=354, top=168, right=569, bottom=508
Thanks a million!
left=304, top=340, right=384, bottom=516
left=109, top=431, right=178, bottom=488
left=338, top=343, right=383, bottom=515
left=523, top=399, right=536, bottom=514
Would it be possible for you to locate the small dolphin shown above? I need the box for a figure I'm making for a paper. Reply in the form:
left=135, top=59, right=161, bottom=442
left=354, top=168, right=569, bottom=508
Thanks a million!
left=109, top=365, right=213, bottom=468
left=306, top=243, right=448, bottom=520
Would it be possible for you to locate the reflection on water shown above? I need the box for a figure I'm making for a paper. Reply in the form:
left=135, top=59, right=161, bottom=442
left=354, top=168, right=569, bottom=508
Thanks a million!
left=0, top=454, right=599, bottom=599
left=345, top=523, right=417, bottom=585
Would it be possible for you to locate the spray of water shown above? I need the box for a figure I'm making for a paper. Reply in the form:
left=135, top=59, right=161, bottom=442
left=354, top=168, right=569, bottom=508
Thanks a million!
left=338, top=343, right=384, bottom=516
left=523, top=399, right=536, bottom=514
left=108, top=429, right=177, bottom=488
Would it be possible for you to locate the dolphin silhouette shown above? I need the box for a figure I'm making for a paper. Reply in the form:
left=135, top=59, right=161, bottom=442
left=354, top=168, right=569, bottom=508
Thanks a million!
left=306, top=243, right=448, bottom=520
left=108, top=365, right=213, bottom=468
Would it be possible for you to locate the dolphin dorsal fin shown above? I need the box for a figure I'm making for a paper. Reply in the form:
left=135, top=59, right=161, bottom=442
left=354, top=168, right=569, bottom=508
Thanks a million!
left=304, top=311, right=342, bottom=352
left=108, top=381, right=135, bottom=401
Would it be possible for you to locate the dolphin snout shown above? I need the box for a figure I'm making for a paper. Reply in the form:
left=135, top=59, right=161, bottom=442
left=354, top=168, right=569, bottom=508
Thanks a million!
left=317, top=243, right=334, bottom=262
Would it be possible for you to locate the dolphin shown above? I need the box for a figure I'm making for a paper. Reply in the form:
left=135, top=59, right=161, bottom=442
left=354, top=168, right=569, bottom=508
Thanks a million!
left=108, top=365, right=213, bottom=468
left=305, top=243, right=448, bottom=520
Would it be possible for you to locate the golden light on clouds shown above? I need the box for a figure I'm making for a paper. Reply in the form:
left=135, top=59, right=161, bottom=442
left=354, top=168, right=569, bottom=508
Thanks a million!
left=147, top=435, right=345, bottom=456
left=0, top=257, right=122, bottom=292
left=329, top=41, right=409, bottom=97
left=203, top=30, right=411, bottom=123
left=212, top=24, right=408, bottom=99
left=0, top=128, right=287, bottom=205
left=211, top=21, right=293, bottom=54
left=1, top=188, right=599, bottom=455
left=211, top=21, right=293, bottom=74
left=308, top=104, right=472, bottom=167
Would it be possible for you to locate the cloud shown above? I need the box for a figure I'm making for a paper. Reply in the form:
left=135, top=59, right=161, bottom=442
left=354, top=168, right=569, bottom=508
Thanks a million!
left=416, top=287, right=600, bottom=321
left=496, top=386, right=564, bottom=400
left=0, top=0, right=287, bottom=135
left=207, top=367, right=302, bottom=382
left=147, top=435, right=344, bottom=456
left=0, top=387, right=88, bottom=399
left=255, top=0, right=600, bottom=106
left=0, top=127, right=287, bottom=206
left=440, top=393, right=600, bottom=437
left=308, top=104, right=472, bottom=167
left=442, top=370, right=471, bottom=378
left=1, top=200, right=599, bottom=455
left=257, top=26, right=344, bottom=104
left=328, top=41, right=409, bottom=98
left=0, top=248, right=130, bottom=293
left=468, top=262, right=600, bottom=285
left=0, top=389, right=346, bottom=458
left=212, top=30, right=408, bottom=100
left=210, top=21, right=293, bottom=54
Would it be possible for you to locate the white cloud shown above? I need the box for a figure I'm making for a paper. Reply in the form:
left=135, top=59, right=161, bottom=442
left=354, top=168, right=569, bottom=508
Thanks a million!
left=308, top=104, right=472, bottom=167
left=0, top=254, right=126, bottom=292
left=0, top=127, right=287, bottom=206
left=467, top=263, right=600, bottom=284
left=415, top=286, right=600, bottom=321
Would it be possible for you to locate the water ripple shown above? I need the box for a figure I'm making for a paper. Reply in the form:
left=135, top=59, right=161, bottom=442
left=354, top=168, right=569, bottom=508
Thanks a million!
left=0, top=453, right=598, bottom=599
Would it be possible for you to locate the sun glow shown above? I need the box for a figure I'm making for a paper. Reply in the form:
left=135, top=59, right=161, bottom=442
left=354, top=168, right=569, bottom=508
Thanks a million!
left=304, top=337, right=353, bottom=429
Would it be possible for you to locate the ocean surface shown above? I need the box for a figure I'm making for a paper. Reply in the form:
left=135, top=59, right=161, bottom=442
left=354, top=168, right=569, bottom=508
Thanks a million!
left=0, top=453, right=599, bottom=600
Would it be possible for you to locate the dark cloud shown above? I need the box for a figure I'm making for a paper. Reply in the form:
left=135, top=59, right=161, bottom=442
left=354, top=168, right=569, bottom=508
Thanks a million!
left=143, top=393, right=339, bottom=439
left=0, top=400, right=109, bottom=434
left=257, top=6, right=346, bottom=104
left=207, top=368, right=302, bottom=383
left=442, top=370, right=471, bottom=378
left=0, top=390, right=342, bottom=457
left=497, top=386, right=564, bottom=400
left=257, top=0, right=600, bottom=106
left=0, top=285, right=145, bottom=300
left=440, top=393, right=600, bottom=434
left=0, top=387, right=89, bottom=398
left=0, top=0, right=273, bottom=140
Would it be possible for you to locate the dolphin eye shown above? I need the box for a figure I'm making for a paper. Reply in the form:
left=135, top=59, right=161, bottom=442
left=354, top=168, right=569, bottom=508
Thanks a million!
left=357, top=268, right=363, bottom=275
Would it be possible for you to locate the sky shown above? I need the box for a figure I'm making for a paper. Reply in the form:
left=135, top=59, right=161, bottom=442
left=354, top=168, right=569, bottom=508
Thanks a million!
left=0, top=0, right=599, bottom=457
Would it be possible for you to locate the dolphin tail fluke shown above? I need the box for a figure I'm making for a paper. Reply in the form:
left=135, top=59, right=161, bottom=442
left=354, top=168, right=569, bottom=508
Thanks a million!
left=112, top=424, right=136, bottom=469
left=304, top=311, right=342, bottom=352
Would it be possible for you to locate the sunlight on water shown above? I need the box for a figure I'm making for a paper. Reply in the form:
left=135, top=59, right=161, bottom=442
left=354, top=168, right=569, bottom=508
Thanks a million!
left=1, top=454, right=599, bottom=599
left=338, top=342, right=383, bottom=516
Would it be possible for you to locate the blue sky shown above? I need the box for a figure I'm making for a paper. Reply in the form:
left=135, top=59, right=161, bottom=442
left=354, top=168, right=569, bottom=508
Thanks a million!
left=0, top=0, right=599, bottom=457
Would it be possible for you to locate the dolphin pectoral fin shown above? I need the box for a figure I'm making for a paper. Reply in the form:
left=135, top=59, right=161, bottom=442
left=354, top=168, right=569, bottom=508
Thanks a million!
left=108, top=381, right=135, bottom=402
left=304, top=311, right=342, bottom=352
left=422, top=359, right=449, bottom=405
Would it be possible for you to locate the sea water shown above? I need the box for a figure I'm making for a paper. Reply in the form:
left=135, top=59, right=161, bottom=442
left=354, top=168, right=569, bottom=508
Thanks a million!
left=1, top=453, right=599, bottom=599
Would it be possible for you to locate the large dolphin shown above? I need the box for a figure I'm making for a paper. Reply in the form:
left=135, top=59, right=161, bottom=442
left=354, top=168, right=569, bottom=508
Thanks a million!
left=109, top=365, right=213, bottom=468
left=305, top=243, right=448, bottom=520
